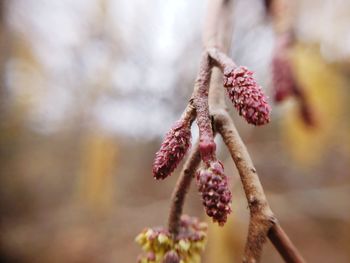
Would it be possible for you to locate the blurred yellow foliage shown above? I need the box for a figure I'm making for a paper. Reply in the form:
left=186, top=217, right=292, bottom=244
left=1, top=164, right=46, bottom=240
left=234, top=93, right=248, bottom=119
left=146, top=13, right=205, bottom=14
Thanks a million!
left=281, top=44, right=345, bottom=166
left=11, top=36, right=44, bottom=117
left=205, top=214, right=244, bottom=263
left=77, top=132, right=118, bottom=211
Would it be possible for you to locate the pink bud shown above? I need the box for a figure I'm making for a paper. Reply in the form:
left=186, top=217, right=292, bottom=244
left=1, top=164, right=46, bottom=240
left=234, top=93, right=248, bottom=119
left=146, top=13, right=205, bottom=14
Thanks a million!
left=224, top=66, right=271, bottom=125
left=199, top=134, right=216, bottom=163
left=163, top=250, right=180, bottom=263
left=196, top=160, right=232, bottom=226
left=153, top=119, right=191, bottom=180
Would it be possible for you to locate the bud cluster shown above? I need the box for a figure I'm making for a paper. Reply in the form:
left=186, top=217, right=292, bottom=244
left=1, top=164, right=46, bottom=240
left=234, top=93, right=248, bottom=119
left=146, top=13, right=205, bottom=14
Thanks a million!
left=224, top=66, right=271, bottom=125
left=135, top=215, right=207, bottom=263
left=196, top=160, right=232, bottom=226
left=153, top=119, right=191, bottom=180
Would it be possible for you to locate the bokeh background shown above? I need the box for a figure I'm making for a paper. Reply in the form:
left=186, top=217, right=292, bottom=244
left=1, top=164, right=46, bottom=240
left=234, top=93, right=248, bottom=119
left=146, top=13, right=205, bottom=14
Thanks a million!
left=0, top=0, right=350, bottom=262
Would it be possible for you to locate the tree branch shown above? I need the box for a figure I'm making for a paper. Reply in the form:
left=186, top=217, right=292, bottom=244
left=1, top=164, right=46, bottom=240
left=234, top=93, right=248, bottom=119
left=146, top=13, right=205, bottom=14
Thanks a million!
left=168, top=143, right=201, bottom=236
left=167, top=0, right=231, bottom=237
left=166, top=0, right=306, bottom=262
left=215, top=111, right=275, bottom=261
left=268, top=224, right=306, bottom=263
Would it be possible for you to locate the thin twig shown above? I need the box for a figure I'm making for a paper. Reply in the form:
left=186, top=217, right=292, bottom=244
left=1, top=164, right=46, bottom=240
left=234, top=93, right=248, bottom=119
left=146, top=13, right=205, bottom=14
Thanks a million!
left=268, top=223, right=306, bottom=263
left=167, top=0, right=229, bottom=237
left=167, top=53, right=214, bottom=235
left=192, top=53, right=216, bottom=163
left=208, top=47, right=236, bottom=72
left=167, top=144, right=201, bottom=236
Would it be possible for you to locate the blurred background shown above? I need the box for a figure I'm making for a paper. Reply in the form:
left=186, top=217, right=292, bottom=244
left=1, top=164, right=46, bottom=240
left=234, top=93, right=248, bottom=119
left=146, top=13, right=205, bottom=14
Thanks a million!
left=0, top=0, right=349, bottom=262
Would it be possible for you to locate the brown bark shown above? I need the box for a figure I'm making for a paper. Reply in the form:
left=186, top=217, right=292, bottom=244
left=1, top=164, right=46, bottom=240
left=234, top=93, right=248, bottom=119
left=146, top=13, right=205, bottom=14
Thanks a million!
left=268, top=224, right=306, bottom=263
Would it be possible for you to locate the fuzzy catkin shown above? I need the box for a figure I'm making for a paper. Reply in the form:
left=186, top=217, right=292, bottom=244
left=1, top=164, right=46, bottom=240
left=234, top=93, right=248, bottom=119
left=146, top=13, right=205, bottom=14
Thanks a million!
left=196, top=161, right=232, bottom=226
left=153, top=120, right=191, bottom=180
left=224, top=66, right=271, bottom=126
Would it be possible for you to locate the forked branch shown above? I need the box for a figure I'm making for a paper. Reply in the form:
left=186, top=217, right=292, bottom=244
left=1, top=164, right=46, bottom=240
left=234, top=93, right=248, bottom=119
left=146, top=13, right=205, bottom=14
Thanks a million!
left=166, top=0, right=306, bottom=262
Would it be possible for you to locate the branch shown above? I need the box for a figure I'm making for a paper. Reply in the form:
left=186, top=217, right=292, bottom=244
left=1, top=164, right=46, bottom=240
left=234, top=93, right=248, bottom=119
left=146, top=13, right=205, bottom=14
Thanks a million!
left=166, top=0, right=306, bottom=262
left=208, top=47, right=236, bottom=72
left=205, top=1, right=305, bottom=261
left=167, top=51, right=215, bottom=236
left=167, top=0, right=231, bottom=237
left=208, top=47, right=275, bottom=259
left=268, top=224, right=306, bottom=263
left=215, top=111, right=275, bottom=261
left=192, top=53, right=216, bottom=163
left=168, top=143, right=201, bottom=236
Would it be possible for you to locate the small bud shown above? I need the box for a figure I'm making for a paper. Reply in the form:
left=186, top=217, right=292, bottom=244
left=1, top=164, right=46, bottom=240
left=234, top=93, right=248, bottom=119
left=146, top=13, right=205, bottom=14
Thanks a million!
left=153, top=119, right=191, bottom=180
left=163, top=250, right=180, bottom=263
left=178, top=240, right=190, bottom=252
left=158, top=233, right=169, bottom=244
left=196, top=161, right=232, bottom=225
left=199, top=134, right=216, bottom=163
left=224, top=66, right=271, bottom=125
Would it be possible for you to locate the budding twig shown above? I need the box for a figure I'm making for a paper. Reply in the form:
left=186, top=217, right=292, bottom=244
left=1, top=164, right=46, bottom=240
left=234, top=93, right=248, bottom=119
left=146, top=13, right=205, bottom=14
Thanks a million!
left=192, top=53, right=216, bottom=163
left=168, top=143, right=202, bottom=236
left=162, top=0, right=305, bottom=262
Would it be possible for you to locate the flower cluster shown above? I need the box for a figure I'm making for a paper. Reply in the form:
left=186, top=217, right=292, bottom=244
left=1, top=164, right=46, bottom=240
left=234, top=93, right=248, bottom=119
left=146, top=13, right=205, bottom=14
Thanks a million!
left=135, top=215, right=207, bottom=263
left=196, top=160, right=232, bottom=226
left=224, top=66, right=271, bottom=125
left=153, top=119, right=192, bottom=180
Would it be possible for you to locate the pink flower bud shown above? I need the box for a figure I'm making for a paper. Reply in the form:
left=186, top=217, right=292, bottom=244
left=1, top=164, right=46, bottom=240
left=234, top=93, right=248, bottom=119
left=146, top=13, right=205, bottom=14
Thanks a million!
left=177, top=215, right=207, bottom=241
left=153, top=119, right=191, bottom=180
left=199, top=134, right=216, bottom=163
left=224, top=66, right=271, bottom=125
left=163, top=251, right=180, bottom=263
left=196, top=161, right=232, bottom=226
